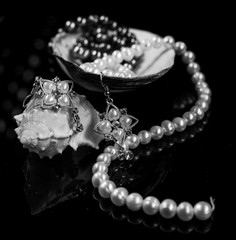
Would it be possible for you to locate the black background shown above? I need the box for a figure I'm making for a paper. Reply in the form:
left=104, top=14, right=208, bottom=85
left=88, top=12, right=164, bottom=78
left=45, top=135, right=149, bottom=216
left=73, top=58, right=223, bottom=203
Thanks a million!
left=0, top=6, right=234, bottom=238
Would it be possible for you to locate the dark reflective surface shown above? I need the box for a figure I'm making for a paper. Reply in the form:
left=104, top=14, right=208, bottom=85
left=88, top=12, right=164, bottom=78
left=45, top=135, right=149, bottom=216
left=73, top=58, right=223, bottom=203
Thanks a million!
left=0, top=12, right=234, bottom=237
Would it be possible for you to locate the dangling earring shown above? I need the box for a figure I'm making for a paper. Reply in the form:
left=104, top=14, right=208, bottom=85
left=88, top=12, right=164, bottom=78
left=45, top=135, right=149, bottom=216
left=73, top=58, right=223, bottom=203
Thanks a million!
left=94, top=74, right=138, bottom=160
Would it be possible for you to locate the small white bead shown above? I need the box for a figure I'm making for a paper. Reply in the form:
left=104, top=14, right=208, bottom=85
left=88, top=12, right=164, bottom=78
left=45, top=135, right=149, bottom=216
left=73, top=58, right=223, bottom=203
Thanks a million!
left=182, top=51, right=196, bottom=64
left=199, top=94, right=211, bottom=103
left=131, top=44, right=143, bottom=57
left=112, top=50, right=123, bottom=64
left=110, top=187, right=129, bottom=207
left=138, top=130, right=152, bottom=145
left=183, top=111, right=197, bottom=126
left=126, top=193, right=143, bottom=211
left=121, top=47, right=134, bottom=62
left=194, top=201, right=212, bottom=220
left=163, top=36, right=175, bottom=48
left=187, top=62, right=200, bottom=74
left=161, top=120, right=175, bottom=136
left=192, top=72, right=205, bottom=84
left=142, top=196, right=160, bottom=215
left=141, top=39, right=152, bottom=50
left=92, top=68, right=101, bottom=75
left=159, top=199, right=177, bottom=219
left=120, top=115, right=132, bottom=128
left=126, top=134, right=140, bottom=149
left=175, top=41, right=187, bottom=55
left=102, top=69, right=114, bottom=77
left=172, top=117, right=187, bottom=132
left=96, top=153, right=111, bottom=165
left=94, top=59, right=106, bottom=71
left=191, top=106, right=205, bottom=120
left=150, top=125, right=164, bottom=140
left=98, top=180, right=116, bottom=198
left=106, top=56, right=116, bottom=69
left=151, top=36, right=163, bottom=48
left=104, top=146, right=118, bottom=160
left=196, top=99, right=209, bottom=112
left=197, top=86, right=211, bottom=95
left=177, top=202, right=194, bottom=221
left=92, top=162, right=108, bottom=174
left=118, top=72, right=127, bottom=78
left=91, top=171, right=109, bottom=187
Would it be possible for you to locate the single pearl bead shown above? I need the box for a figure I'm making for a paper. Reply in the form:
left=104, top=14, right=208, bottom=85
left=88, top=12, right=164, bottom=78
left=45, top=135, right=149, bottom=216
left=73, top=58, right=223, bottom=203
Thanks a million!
left=102, top=69, right=114, bottom=77
left=44, top=94, right=56, bottom=105
left=141, top=39, right=152, bottom=50
left=194, top=201, right=212, bottom=220
left=118, top=72, right=127, bottom=78
left=121, top=47, right=134, bottom=62
left=92, top=162, right=108, bottom=174
left=98, top=180, right=116, bottom=198
left=187, top=62, right=200, bottom=74
left=177, top=202, right=194, bottom=221
left=191, top=106, right=205, bottom=120
left=126, top=193, right=143, bottom=211
left=163, top=36, right=175, bottom=48
left=104, top=146, right=118, bottom=160
left=196, top=81, right=208, bottom=90
left=161, top=120, right=175, bottom=136
left=151, top=36, right=163, bottom=48
left=94, top=59, right=106, bottom=71
left=92, top=171, right=109, bottom=187
left=175, top=41, right=187, bottom=55
left=126, top=134, right=140, bottom=149
left=120, top=115, right=132, bottom=128
left=183, top=111, right=197, bottom=126
left=108, top=108, right=120, bottom=121
left=196, top=99, right=209, bottom=112
left=96, top=153, right=111, bottom=165
left=106, top=56, right=116, bottom=69
left=142, top=196, right=160, bottom=215
left=199, top=94, right=211, bottom=103
left=92, top=68, right=101, bottom=75
left=182, top=51, right=196, bottom=64
left=192, top=72, right=205, bottom=84
left=99, top=120, right=112, bottom=133
left=110, top=187, right=129, bottom=207
left=159, top=199, right=177, bottom=219
left=172, top=117, right=187, bottom=132
left=57, top=81, right=69, bottom=93
left=131, top=44, right=143, bottom=57
left=58, top=95, right=70, bottom=106
left=197, top=87, right=211, bottom=95
left=138, top=130, right=152, bottom=144
left=112, top=128, right=125, bottom=141
left=150, top=125, right=164, bottom=140
left=112, top=50, right=123, bottom=64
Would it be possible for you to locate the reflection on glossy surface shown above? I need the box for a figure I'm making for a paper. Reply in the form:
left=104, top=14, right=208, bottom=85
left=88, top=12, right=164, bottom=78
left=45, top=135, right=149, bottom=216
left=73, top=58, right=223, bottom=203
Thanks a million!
left=23, top=145, right=97, bottom=215
left=22, top=92, right=210, bottom=216
left=93, top=190, right=214, bottom=233
left=92, top=113, right=215, bottom=232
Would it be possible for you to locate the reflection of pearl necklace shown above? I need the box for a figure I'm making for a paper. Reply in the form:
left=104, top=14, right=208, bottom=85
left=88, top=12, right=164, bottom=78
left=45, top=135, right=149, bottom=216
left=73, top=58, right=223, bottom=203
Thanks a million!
left=80, top=35, right=164, bottom=77
left=91, top=35, right=215, bottom=221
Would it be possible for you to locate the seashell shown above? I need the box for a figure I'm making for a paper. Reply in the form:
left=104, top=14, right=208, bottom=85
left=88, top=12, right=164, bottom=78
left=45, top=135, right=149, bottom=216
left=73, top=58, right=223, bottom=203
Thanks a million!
left=14, top=79, right=103, bottom=159
left=50, top=20, right=175, bottom=92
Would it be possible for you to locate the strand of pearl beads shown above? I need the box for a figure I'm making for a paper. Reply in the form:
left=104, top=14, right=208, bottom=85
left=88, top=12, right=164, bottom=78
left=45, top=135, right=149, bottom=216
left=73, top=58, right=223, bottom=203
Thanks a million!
left=91, top=36, right=214, bottom=221
left=79, top=35, right=165, bottom=78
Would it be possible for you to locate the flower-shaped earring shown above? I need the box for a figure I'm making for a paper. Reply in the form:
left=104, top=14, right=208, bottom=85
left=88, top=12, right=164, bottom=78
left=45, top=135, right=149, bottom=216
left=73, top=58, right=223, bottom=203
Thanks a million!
left=94, top=74, right=138, bottom=160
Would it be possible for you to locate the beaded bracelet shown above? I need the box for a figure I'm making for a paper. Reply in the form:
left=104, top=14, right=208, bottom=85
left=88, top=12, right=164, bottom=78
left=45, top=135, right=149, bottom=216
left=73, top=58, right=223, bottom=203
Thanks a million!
left=90, top=35, right=214, bottom=221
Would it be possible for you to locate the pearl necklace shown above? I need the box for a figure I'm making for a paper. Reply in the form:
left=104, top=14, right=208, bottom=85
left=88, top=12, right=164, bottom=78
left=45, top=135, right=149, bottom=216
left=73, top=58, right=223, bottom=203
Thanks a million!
left=79, top=35, right=166, bottom=77
left=91, top=36, right=214, bottom=221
